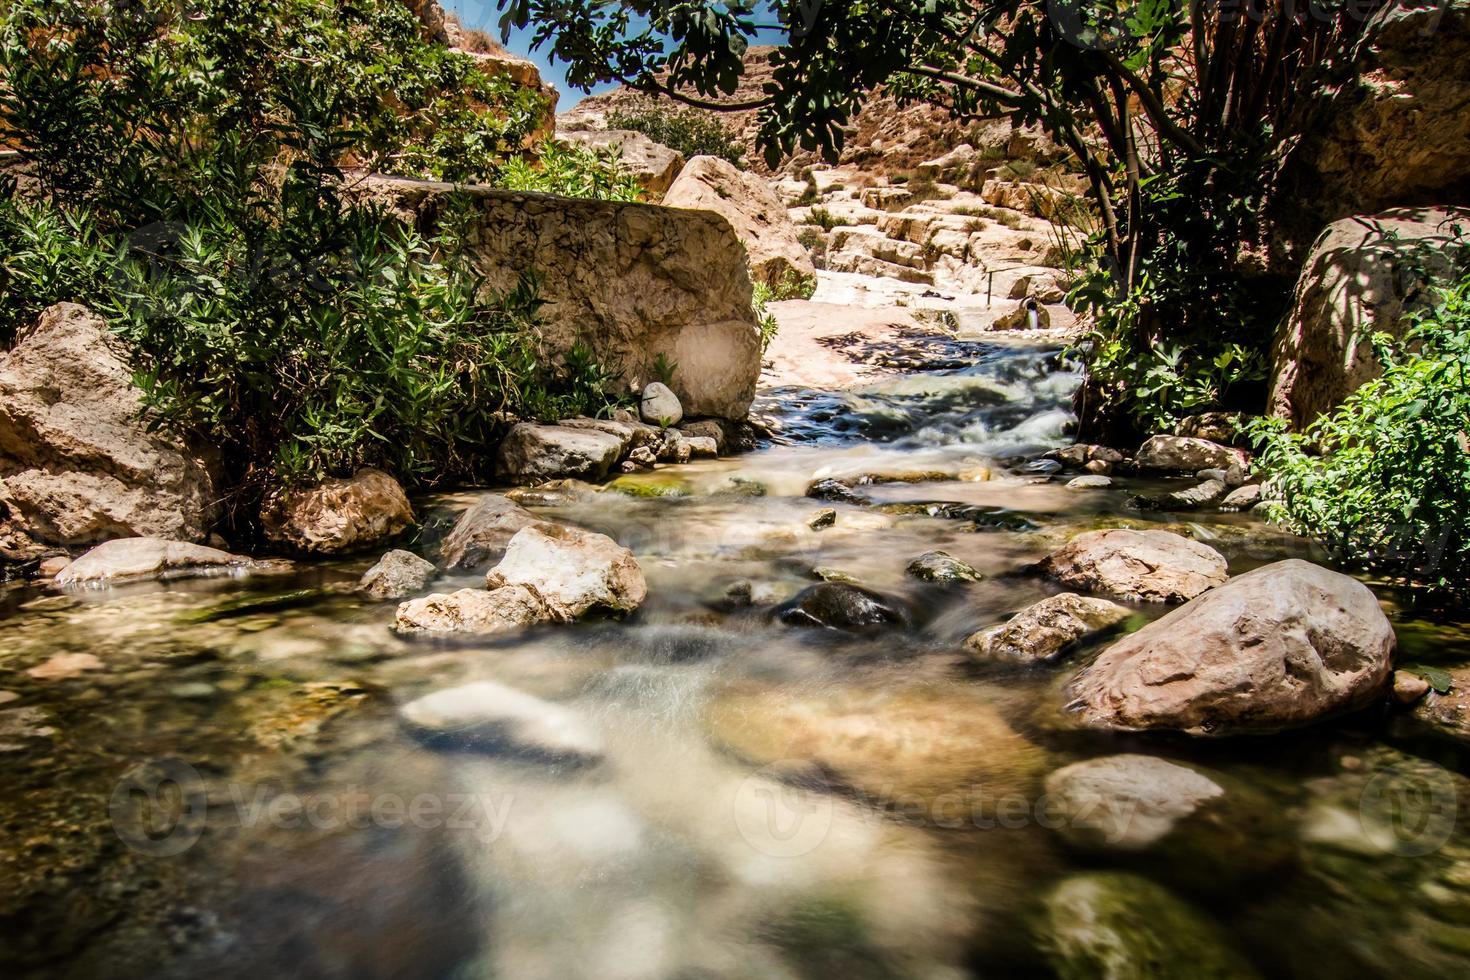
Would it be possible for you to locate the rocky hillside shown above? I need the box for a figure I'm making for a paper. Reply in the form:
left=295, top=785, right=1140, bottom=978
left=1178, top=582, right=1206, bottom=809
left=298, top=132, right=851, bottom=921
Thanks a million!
left=560, top=46, right=1067, bottom=178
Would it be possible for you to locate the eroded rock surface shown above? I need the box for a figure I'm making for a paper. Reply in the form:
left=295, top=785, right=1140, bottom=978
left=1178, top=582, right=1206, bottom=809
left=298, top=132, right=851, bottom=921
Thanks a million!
left=0, top=304, right=217, bottom=546
left=1039, top=529, right=1228, bottom=603
left=262, top=468, right=413, bottom=555
left=1064, top=560, right=1395, bottom=735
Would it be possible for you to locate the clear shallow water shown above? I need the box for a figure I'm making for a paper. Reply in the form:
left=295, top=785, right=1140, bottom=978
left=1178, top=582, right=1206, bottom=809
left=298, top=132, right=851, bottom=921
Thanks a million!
left=3, top=340, right=1470, bottom=978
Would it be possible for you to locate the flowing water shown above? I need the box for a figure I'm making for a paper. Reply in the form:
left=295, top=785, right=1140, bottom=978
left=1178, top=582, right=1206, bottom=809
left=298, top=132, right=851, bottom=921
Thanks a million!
left=3, top=338, right=1470, bottom=979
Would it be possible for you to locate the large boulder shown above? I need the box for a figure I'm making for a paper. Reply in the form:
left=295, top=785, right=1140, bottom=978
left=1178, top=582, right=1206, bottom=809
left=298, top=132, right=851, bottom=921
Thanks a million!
left=1269, top=206, right=1470, bottom=429
left=1039, top=529, right=1229, bottom=603
left=966, top=593, right=1131, bottom=663
left=495, top=423, right=626, bottom=485
left=261, top=468, right=413, bottom=555
left=557, top=129, right=685, bottom=199
left=439, top=494, right=541, bottom=569
left=1273, top=2, right=1470, bottom=257
left=55, top=537, right=257, bottom=587
left=485, top=523, right=646, bottom=620
left=357, top=179, right=761, bottom=419
left=661, top=155, right=816, bottom=289
left=1064, top=560, right=1395, bottom=736
left=0, top=303, right=216, bottom=546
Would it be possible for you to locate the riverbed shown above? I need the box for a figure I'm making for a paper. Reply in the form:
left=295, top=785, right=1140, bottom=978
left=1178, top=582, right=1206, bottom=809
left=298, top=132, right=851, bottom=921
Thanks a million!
left=2, top=337, right=1468, bottom=978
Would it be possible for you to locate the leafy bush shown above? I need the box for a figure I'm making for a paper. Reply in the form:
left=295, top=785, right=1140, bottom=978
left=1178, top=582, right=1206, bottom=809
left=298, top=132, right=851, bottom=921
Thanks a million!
left=1249, top=279, right=1470, bottom=600
left=803, top=207, right=841, bottom=232
left=750, top=273, right=815, bottom=354
left=0, top=0, right=629, bottom=521
left=606, top=99, right=744, bottom=166
left=497, top=140, right=642, bottom=202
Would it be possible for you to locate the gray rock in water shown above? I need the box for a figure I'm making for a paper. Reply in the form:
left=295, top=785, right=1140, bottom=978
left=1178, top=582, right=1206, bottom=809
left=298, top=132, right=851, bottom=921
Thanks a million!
left=1040, top=872, right=1258, bottom=979
left=1046, top=755, right=1226, bottom=851
left=440, top=494, right=541, bottom=570
left=1066, top=475, right=1113, bottom=490
left=679, top=419, right=727, bottom=453
left=485, top=523, right=646, bottom=620
left=1039, top=529, right=1228, bottom=603
left=640, top=381, right=684, bottom=425
left=966, top=592, right=1130, bottom=662
left=1064, top=560, right=1395, bottom=735
left=1042, top=753, right=1290, bottom=885
left=56, top=537, right=260, bottom=587
left=905, top=551, right=983, bottom=584
left=394, top=585, right=550, bottom=634
left=776, top=582, right=910, bottom=630
left=360, top=549, right=435, bottom=600
left=1221, top=484, right=1262, bottom=511
left=496, top=423, right=626, bottom=485
left=1131, top=478, right=1229, bottom=511
left=398, top=681, right=603, bottom=763
left=807, top=508, right=837, bottom=530
left=805, top=478, right=867, bottom=504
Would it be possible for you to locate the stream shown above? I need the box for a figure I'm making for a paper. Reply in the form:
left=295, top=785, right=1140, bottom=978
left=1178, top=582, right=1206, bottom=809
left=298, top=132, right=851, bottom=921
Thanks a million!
left=3, top=337, right=1470, bottom=979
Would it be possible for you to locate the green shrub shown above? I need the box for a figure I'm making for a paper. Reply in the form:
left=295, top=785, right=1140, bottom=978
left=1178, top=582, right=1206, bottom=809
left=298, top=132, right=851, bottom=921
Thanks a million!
left=803, top=207, right=841, bottom=232
left=1249, top=279, right=1470, bottom=600
left=751, top=281, right=780, bottom=354
left=497, top=139, right=642, bottom=202
left=606, top=99, right=744, bottom=166
left=0, top=0, right=630, bottom=520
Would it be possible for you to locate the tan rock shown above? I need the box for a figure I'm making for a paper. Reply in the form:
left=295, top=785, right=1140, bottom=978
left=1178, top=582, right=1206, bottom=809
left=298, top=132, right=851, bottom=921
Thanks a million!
left=485, top=523, right=646, bottom=620
left=495, top=423, right=626, bottom=485
left=1134, top=435, right=1249, bottom=473
left=1273, top=3, right=1470, bottom=256
left=662, top=155, right=816, bottom=288
left=394, top=585, right=549, bottom=634
left=1269, top=206, right=1470, bottom=429
left=56, top=537, right=255, bottom=586
left=398, top=680, right=603, bottom=762
left=558, top=129, right=684, bottom=199
left=0, top=304, right=217, bottom=545
left=440, top=494, right=541, bottom=569
left=1064, top=560, right=1395, bottom=735
left=1039, top=529, right=1229, bottom=603
left=703, top=681, right=1044, bottom=809
left=262, top=468, right=413, bottom=555
left=1409, top=664, right=1470, bottom=743
left=26, top=652, right=104, bottom=680
left=357, top=179, right=760, bottom=419
left=359, top=549, right=436, bottom=600
left=966, top=593, right=1131, bottom=663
